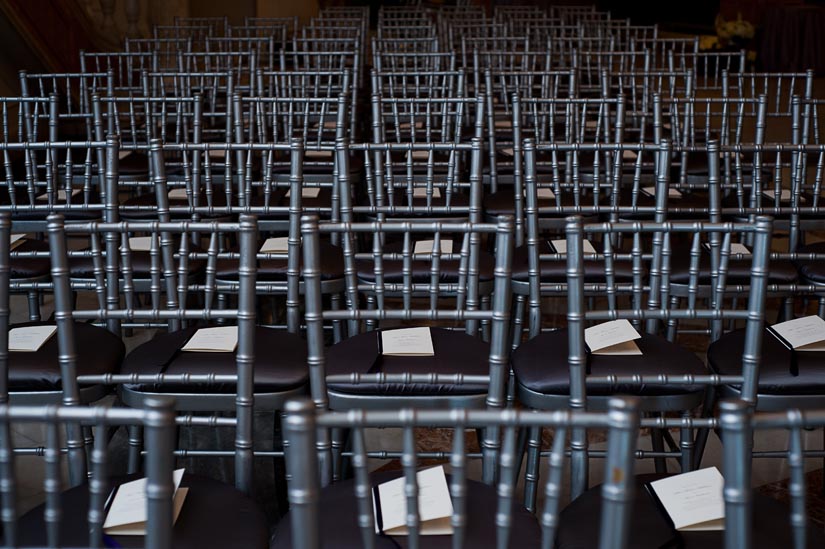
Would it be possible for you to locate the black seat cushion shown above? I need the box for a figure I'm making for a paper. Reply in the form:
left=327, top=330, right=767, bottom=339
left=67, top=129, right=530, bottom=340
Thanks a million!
left=120, top=191, right=231, bottom=220
left=482, top=188, right=582, bottom=217
left=8, top=321, right=124, bottom=392
left=668, top=241, right=798, bottom=285
left=10, top=239, right=50, bottom=279
left=512, top=329, right=707, bottom=396
left=271, top=470, right=541, bottom=548
left=216, top=240, right=344, bottom=282
left=795, top=241, right=825, bottom=284
left=510, top=244, right=636, bottom=283
left=557, top=473, right=825, bottom=549
left=12, top=473, right=268, bottom=549
left=356, top=242, right=496, bottom=284
left=325, top=328, right=491, bottom=396
left=118, top=151, right=150, bottom=176
left=11, top=191, right=103, bottom=221
left=708, top=328, right=825, bottom=395
left=121, top=325, right=308, bottom=393
left=69, top=245, right=207, bottom=279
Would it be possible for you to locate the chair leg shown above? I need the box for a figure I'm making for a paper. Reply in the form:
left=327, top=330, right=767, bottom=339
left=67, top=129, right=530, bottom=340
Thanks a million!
left=127, top=424, right=143, bottom=474
left=511, top=294, right=526, bottom=352
left=330, top=427, right=348, bottom=482
left=331, top=292, right=343, bottom=343
left=693, top=386, right=718, bottom=470
left=480, top=295, right=491, bottom=342
left=679, top=410, right=694, bottom=472
left=666, top=296, right=680, bottom=341
left=27, top=291, right=41, bottom=322
left=649, top=413, right=667, bottom=474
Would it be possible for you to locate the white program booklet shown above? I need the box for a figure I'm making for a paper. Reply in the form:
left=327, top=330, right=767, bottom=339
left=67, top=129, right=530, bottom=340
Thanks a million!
left=641, top=186, right=682, bottom=198
left=181, top=326, right=238, bottom=353
left=168, top=188, right=189, bottom=200
left=37, top=188, right=80, bottom=201
left=305, top=150, right=333, bottom=160
left=622, top=150, right=638, bottom=160
left=763, top=189, right=792, bottom=202
left=648, top=467, right=724, bottom=531
left=373, top=465, right=453, bottom=536
left=702, top=242, right=751, bottom=256
left=585, top=319, right=642, bottom=355
left=768, top=315, right=825, bottom=352
left=118, top=151, right=133, bottom=160
left=381, top=327, right=435, bottom=357
left=398, top=121, right=424, bottom=130
left=494, top=119, right=513, bottom=129
left=127, top=236, right=157, bottom=252
left=413, top=239, right=453, bottom=255
left=407, top=150, right=431, bottom=161
left=550, top=239, right=597, bottom=254
left=501, top=147, right=515, bottom=157
left=285, top=187, right=322, bottom=198
left=260, top=237, right=290, bottom=253
left=104, top=469, right=188, bottom=535
left=536, top=188, right=556, bottom=200
left=10, top=234, right=26, bottom=250
left=412, top=187, right=442, bottom=198
left=8, top=325, right=57, bottom=352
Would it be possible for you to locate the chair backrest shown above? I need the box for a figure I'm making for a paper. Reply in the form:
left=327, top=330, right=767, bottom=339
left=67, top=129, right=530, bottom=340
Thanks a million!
left=342, top=139, right=484, bottom=224
left=19, top=70, right=113, bottom=140
left=172, top=15, right=229, bottom=37
left=629, top=36, right=699, bottom=70
left=0, top=397, right=176, bottom=549
left=669, top=49, right=746, bottom=91
left=371, top=69, right=466, bottom=99
left=720, top=399, right=825, bottom=549
left=242, top=15, right=298, bottom=42
left=373, top=50, right=456, bottom=73
left=79, top=50, right=158, bottom=94
left=205, top=36, right=276, bottom=71
left=125, top=37, right=192, bottom=70
left=0, top=96, right=57, bottom=142
left=282, top=395, right=640, bottom=549
left=144, top=70, right=234, bottom=145
left=154, top=25, right=212, bottom=49
left=371, top=95, right=485, bottom=146
left=0, top=139, right=113, bottom=231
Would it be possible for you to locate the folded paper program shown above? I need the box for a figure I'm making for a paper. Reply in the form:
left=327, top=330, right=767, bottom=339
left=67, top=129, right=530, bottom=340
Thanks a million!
left=373, top=465, right=453, bottom=536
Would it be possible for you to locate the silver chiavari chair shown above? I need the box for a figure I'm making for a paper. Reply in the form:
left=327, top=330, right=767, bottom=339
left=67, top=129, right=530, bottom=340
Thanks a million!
left=301, top=212, right=513, bottom=484
left=48, top=210, right=306, bottom=502
left=571, top=48, right=650, bottom=97
left=205, top=35, right=276, bottom=72
left=720, top=400, right=825, bottom=548
left=513, top=214, right=772, bottom=506
left=0, top=398, right=177, bottom=548
left=256, top=68, right=351, bottom=104
left=274, top=395, right=640, bottom=549
left=172, top=15, right=229, bottom=37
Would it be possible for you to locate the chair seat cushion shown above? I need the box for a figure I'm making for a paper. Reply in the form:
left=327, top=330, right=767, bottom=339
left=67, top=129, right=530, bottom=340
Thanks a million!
left=668, top=241, right=798, bottom=285
left=510, top=244, right=636, bottom=283
left=512, top=329, right=706, bottom=396
left=557, top=473, right=825, bottom=549
left=325, top=327, right=491, bottom=396
left=120, top=192, right=231, bottom=220
left=13, top=473, right=268, bottom=549
left=708, top=328, right=825, bottom=395
left=356, top=242, right=496, bottom=284
left=795, top=241, right=825, bottom=284
left=8, top=321, right=124, bottom=392
left=118, top=151, right=150, bottom=176
left=215, top=240, right=344, bottom=281
left=69, top=246, right=207, bottom=279
left=121, top=326, right=308, bottom=393
left=10, top=239, right=50, bottom=279
left=271, top=470, right=541, bottom=548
